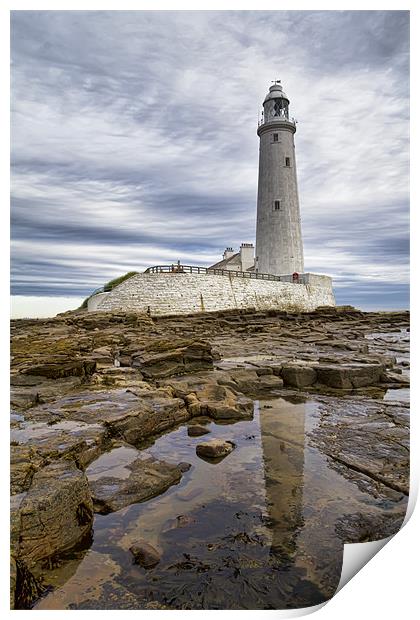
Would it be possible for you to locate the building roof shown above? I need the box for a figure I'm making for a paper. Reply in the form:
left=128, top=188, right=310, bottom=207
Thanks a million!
left=208, top=252, right=241, bottom=270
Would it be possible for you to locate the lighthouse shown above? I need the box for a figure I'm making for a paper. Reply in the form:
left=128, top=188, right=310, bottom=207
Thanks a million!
left=255, top=81, right=304, bottom=276
left=88, top=79, right=336, bottom=315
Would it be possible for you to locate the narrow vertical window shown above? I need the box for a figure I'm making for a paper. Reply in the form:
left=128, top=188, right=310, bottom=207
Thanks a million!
left=273, top=133, right=278, bottom=142
left=274, top=200, right=281, bottom=210
left=285, top=157, right=291, bottom=167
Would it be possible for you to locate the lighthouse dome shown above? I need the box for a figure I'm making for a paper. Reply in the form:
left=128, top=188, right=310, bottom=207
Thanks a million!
left=263, top=82, right=289, bottom=104
left=261, top=81, right=291, bottom=124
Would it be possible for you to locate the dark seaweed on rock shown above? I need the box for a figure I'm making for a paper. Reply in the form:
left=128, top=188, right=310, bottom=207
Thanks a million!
left=14, top=559, right=46, bottom=609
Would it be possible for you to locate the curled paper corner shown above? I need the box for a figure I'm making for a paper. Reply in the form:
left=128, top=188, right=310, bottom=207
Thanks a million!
left=336, top=536, right=392, bottom=594
left=335, top=482, right=418, bottom=597
left=276, top=533, right=405, bottom=617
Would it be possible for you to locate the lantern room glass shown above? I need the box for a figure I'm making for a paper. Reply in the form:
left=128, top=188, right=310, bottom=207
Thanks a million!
left=273, top=98, right=289, bottom=119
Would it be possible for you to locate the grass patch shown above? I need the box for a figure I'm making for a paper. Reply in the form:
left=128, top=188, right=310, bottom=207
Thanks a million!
left=103, top=271, right=139, bottom=292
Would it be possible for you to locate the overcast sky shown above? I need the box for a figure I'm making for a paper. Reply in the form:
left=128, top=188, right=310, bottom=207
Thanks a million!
left=11, top=10, right=409, bottom=314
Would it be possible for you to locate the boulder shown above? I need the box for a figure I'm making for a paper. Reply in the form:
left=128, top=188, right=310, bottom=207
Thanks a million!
left=177, top=462, right=192, bottom=472
left=316, top=364, right=384, bottom=389
left=228, top=369, right=260, bottom=393
left=282, top=365, right=317, bottom=388
left=196, top=439, right=235, bottom=460
left=89, top=457, right=183, bottom=514
left=229, top=368, right=283, bottom=394
left=129, top=541, right=161, bottom=568
left=16, top=460, right=94, bottom=567
left=189, top=383, right=253, bottom=420
left=187, top=424, right=210, bottom=437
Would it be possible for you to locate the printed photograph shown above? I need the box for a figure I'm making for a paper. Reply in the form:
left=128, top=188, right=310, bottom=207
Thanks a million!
left=10, top=10, right=409, bottom=610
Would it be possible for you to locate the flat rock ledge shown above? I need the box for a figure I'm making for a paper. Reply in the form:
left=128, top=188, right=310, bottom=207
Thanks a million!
left=132, top=339, right=214, bottom=378
left=89, top=457, right=184, bottom=514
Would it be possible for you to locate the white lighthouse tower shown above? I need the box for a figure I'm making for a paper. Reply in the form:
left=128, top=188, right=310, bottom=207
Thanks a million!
left=255, top=81, right=304, bottom=276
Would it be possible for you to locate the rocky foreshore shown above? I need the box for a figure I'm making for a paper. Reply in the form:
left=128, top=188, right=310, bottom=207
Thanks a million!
left=10, top=306, right=410, bottom=609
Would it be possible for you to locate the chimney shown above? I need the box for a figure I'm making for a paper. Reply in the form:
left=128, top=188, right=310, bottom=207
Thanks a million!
left=223, top=247, right=235, bottom=260
left=240, top=243, right=255, bottom=271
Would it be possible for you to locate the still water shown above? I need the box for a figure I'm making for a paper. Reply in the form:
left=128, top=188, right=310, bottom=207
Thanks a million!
left=34, top=395, right=406, bottom=610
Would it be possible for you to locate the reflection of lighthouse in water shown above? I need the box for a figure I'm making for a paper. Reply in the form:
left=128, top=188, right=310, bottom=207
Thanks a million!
left=259, top=397, right=306, bottom=559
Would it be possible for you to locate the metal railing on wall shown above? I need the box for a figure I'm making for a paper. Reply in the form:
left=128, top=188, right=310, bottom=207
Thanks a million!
left=144, top=264, right=304, bottom=284
left=90, top=286, right=105, bottom=295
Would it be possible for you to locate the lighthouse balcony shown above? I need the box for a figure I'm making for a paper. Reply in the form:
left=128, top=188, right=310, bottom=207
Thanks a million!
left=257, top=117, right=296, bottom=136
left=258, top=116, right=296, bottom=128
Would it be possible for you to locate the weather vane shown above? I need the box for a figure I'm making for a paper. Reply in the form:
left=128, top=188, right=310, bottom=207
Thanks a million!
left=271, top=79, right=281, bottom=84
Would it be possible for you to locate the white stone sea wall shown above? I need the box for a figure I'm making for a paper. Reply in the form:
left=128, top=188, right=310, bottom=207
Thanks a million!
left=89, top=272, right=335, bottom=316
left=87, top=292, right=109, bottom=311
